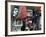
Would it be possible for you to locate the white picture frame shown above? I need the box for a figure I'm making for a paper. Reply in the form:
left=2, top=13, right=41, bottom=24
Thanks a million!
left=5, top=1, right=45, bottom=36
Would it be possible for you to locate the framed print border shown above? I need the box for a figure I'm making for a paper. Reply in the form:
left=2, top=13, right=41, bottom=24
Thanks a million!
left=5, top=1, right=45, bottom=36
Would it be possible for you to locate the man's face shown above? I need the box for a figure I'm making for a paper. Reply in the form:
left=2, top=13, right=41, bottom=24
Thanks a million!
left=13, top=8, right=18, bottom=16
left=14, top=8, right=18, bottom=12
